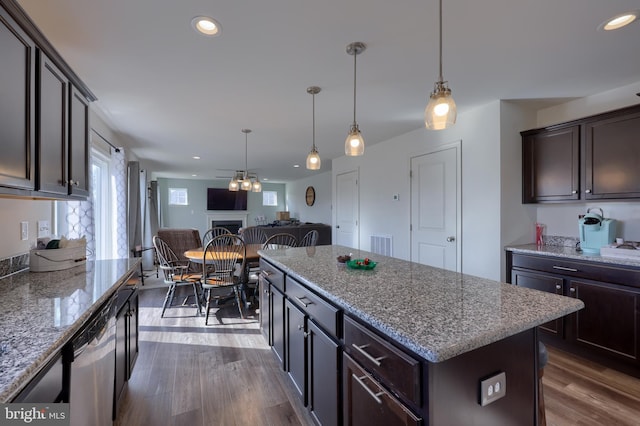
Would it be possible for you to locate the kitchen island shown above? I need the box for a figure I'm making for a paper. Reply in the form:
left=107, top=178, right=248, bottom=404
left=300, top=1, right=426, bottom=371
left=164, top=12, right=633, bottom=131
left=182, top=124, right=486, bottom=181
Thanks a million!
left=0, top=258, right=140, bottom=403
left=258, top=245, right=584, bottom=425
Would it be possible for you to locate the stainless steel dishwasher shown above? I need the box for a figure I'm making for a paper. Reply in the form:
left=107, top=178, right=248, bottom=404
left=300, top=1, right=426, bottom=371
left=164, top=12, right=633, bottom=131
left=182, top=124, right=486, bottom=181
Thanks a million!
left=67, top=295, right=117, bottom=426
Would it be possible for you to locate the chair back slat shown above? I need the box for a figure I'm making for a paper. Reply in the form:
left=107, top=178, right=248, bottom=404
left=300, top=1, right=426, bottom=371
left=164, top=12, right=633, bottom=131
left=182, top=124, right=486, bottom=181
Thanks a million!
left=202, top=226, right=233, bottom=248
left=240, top=226, right=268, bottom=245
left=203, top=234, right=246, bottom=286
left=300, top=230, right=319, bottom=247
left=262, top=233, right=298, bottom=249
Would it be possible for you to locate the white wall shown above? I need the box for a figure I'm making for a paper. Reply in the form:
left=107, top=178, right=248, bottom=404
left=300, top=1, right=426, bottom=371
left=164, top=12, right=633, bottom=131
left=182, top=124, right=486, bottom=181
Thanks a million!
left=0, top=198, right=53, bottom=258
left=286, top=171, right=332, bottom=224
left=533, top=81, right=640, bottom=242
left=332, top=101, right=514, bottom=281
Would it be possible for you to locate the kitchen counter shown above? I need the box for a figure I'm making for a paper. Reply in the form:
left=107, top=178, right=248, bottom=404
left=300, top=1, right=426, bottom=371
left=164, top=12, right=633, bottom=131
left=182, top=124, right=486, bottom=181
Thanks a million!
left=258, top=245, right=584, bottom=362
left=0, top=258, right=140, bottom=402
left=506, top=243, right=640, bottom=269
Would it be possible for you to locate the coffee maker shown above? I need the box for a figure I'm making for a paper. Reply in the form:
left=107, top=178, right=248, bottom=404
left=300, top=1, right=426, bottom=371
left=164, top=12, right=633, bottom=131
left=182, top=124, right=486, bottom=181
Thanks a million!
left=578, top=208, right=617, bottom=254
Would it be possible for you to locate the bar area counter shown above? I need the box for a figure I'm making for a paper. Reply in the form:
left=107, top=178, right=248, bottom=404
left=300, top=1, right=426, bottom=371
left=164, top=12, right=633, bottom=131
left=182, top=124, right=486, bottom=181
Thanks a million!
left=0, top=258, right=140, bottom=403
left=258, top=245, right=584, bottom=425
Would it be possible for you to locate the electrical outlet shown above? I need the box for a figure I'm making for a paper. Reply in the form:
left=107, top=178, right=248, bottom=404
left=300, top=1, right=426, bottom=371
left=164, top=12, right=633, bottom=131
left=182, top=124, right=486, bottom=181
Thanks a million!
left=20, top=221, right=28, bottom=241
left=479, top=372, right=506, bottom=406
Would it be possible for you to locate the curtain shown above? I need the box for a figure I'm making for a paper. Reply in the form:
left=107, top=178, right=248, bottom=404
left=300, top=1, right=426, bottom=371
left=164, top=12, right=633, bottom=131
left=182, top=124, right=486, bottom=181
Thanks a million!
left=127, top=161, right=142, bottom=259
left=113, top=149, right=128, bottom=258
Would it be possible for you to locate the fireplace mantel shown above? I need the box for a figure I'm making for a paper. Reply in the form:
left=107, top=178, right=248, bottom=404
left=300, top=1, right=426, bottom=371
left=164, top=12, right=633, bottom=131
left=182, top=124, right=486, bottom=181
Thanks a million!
left=206, top=212, right=248, bottom=229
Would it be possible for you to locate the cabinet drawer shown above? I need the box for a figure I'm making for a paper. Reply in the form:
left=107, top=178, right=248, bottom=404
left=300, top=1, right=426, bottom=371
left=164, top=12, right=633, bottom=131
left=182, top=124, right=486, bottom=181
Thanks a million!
left=286, top=276, right=340, bottom=338
left=343, top=315, right=421, bottom=406
left=511, top=253, right=640, bottom=289
left=260, top=258, right=284, bottom=292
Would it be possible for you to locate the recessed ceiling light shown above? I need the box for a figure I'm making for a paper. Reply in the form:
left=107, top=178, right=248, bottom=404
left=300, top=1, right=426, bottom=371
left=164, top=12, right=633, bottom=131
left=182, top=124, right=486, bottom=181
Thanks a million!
left=191, top=16, right=222, bottom=37
left=192, top=174, right=197, bottom=177
left=293, top=164, right=300, bottom=168
left=599, top=10, right=639, bottom=31
left=192, top=156, right=201, bottom=160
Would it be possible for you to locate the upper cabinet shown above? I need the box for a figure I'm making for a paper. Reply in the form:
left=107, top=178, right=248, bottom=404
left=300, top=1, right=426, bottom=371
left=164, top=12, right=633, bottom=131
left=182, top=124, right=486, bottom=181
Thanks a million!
left=0, top=6, right=35, bottom=191
left=584, top=108, right=640, bottom=200
left=521, top=104, right=640, bottom=203
left=0, top=0, right=95, bottom=200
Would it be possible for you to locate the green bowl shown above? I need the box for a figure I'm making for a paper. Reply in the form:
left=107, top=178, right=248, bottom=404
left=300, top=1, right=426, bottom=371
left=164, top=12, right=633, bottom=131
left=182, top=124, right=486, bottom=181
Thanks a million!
left=346, top=259, right=377, bottom=270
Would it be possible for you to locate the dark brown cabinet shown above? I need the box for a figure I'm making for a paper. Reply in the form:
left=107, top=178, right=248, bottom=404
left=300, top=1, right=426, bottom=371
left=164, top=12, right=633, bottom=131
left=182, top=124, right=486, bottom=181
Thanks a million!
left=307, top=319, right=340, bottom=426
left=68, top=85, right=90, bottom=197
left=508, top=251, right=640, bottom=375
left=114, top=287, right=139, bottom=419
left=0, top=5, right=35, bottom=191
left=522, top=125, right=580, bottom=203
left=343, top=354, right=420, bottom=426
left=584, top=108, right=640, bottom=199
left=521, top=104, right=640, bottom=203
left=37, top=52, right=68, bottom=195
left=1, top=0, right=95, bottom=199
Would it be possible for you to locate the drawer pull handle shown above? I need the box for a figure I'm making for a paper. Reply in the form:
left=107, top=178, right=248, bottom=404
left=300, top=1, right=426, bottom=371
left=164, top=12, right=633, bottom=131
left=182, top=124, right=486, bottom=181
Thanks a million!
left=570, top=287, right=576, bottom=293
left=552, top=266, right=578, bottom=272
left=294, top=296, right=314, bottom=308
left=351, top=343, right=385, bottom=366
left=555, top=284, right=562, bottom=291
left=352, top=374, right=384, bottom=405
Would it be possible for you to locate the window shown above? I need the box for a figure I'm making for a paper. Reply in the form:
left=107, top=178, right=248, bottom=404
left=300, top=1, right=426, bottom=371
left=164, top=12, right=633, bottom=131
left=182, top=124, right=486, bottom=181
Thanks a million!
left=263, top=190, right=278, bottom=206
left=169, top=188, right=188, bottom=205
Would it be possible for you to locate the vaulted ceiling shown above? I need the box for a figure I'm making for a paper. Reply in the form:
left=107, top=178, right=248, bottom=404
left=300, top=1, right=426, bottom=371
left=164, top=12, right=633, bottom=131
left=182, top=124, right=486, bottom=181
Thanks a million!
left=17, top=0, right=640, bottom=182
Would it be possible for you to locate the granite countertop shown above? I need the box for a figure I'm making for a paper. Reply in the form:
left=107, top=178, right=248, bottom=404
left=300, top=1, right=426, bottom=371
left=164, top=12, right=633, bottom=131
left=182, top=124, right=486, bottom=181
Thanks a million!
left=506, top=244, right=640, bottom=269
left=259, top=245, right=584, bottom=363
left=0, top=258, right=140, bottom=402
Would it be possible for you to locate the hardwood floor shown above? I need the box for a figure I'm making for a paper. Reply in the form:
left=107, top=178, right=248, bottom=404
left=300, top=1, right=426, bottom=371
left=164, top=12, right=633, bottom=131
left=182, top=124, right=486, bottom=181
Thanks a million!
left=115, top=284, right=314, bottom=426
left=121, top=278, right=640, bottom=426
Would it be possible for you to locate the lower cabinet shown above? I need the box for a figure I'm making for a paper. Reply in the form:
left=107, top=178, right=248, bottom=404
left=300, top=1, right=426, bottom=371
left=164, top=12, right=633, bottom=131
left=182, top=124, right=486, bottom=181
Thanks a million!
left=307, top=320, right=340, bottom=426
left=343, top=354, right=420, bottom=426
left=114, top=288, right=139, bottom=419
left=12, top=352, right=64, bottom=403
left=271, top=285, right=286, bottom=368
left=509, top=251, right=640, bottom=374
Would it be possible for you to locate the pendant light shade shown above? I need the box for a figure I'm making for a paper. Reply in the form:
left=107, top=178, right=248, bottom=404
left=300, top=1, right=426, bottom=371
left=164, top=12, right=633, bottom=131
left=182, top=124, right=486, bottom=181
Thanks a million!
left=425, top=0, right=456, bottom=130
left=306, top=86, right=321, bottom=170
left=228, top=177, right=239, bottom=191
left=252, top=178, right=262, bottom=192
left=345, top=42, right=366, bottom=156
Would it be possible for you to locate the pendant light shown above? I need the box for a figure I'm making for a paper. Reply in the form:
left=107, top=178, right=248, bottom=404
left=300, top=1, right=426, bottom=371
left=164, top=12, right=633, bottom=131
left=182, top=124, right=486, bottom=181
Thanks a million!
left=345, top=42, right=366, bottom=156
left=306, top=86, right=321, bottom=170
left=228, top=129, right=261, bottom=192
left=240, top=129, right=252, bottom=191
left=425, top=0, right=457, bottom=130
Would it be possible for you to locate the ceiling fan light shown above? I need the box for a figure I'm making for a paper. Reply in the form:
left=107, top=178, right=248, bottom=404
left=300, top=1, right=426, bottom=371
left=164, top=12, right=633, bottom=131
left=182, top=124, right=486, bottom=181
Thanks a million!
left=425, top=83, right=457, bottom=130
left=228, top=178, right=239, bottom=191
left=306, top=148, right=321, bottom=170
left=345, top=125, right=365, bottom=156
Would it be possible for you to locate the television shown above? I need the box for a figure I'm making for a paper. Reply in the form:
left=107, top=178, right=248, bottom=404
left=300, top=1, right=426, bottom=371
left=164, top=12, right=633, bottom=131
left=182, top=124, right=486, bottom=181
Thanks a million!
left=207, top=188, right=247, bottom=211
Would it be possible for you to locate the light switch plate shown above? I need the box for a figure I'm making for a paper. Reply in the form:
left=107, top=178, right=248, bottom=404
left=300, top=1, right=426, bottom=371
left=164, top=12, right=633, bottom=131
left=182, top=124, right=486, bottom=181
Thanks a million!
left=479, top=371, right=506, bottom=406
left=20, top=221, right=28, bottom=241
left=37, top=220, right=50, bottom=238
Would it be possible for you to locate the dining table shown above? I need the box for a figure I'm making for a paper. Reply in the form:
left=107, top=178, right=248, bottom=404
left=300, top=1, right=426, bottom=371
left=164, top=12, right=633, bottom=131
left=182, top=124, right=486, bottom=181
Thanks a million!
left=183, top=244, right=262, bottom=264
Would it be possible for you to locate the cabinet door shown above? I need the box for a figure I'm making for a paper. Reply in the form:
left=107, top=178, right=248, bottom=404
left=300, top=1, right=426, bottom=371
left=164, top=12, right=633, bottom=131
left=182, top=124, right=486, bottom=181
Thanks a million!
left=68, top=85, right=90, bottom=197
left=567, top=279, right=640, bottom=363
left=114, top=303, right=128, bottom=417
left=271, top=284, right=286, bottom=368
left=522, top=125, right=580, bottom=203
left=285, top=299, right=307, bottom=402
left=127, top=291, right=139, bottom=377
left=584, top=108, right=640, bottom=199
left=511, top=268, right=564, bottom=336
left=0, top=9, right=35, bottom=190
left=343, top=354, right=421, bottom=426
left=259, top=274, right=271, bottom=344
left=37, top=52, right=68, bottom=195
left=308, top=319, right=340, bottom=426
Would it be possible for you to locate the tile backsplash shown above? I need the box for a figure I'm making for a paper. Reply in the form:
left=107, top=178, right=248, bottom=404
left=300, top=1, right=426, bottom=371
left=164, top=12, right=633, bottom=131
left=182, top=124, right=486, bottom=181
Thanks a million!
left=0, top=253, right=29, bottom=279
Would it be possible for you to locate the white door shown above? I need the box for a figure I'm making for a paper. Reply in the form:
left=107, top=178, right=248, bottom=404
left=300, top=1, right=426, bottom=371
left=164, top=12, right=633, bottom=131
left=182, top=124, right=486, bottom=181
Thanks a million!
left=410, top=144, right=461, bottom=271
left=335, top=170, right=359, bottom=248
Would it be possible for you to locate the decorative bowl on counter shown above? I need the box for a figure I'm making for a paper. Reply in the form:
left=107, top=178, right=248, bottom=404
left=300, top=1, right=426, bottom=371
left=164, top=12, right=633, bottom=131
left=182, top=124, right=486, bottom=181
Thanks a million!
left=346, top=259, right=377, bottom=270
left=336, top=254, right=351, bottom=263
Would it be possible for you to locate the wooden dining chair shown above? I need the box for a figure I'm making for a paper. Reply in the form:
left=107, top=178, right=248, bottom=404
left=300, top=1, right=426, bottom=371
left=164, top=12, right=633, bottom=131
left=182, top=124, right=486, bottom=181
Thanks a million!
left=202, top=226, right=233, bottom=248
left=152, top=235, right=202, bottom=318
left=201, top=234, right=246, bottom=324
left=239, top=226, right=268, bottom=304
left=300, top=230, right=319, bottom=247
left=262, top=233, right=298, bottom=249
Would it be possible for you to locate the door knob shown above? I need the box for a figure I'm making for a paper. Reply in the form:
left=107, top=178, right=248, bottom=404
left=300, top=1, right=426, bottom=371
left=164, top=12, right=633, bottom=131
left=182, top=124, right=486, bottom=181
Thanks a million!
left=446, top=236, right=455, bottom=242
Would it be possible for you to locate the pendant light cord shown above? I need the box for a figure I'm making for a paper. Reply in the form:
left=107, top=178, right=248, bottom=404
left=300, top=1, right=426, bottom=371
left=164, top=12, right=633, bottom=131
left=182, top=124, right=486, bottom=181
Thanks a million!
left=244, top=131, right=248, bottom=178
left=438, top=0, right=443, bottom=82
left=312, top=91, right=317, bottom=150
left=353, top=49, right=357, bottom=125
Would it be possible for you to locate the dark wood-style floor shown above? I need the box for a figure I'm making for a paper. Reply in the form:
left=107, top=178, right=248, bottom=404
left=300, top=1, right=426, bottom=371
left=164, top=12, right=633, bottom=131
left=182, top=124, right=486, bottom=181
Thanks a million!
left=118, top=280, right=640, bottom=426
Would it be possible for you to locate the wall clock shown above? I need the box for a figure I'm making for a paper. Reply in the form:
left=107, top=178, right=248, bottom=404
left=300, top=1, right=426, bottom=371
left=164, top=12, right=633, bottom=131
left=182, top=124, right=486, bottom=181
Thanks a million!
left=305, top=186, right=316, bottom=206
